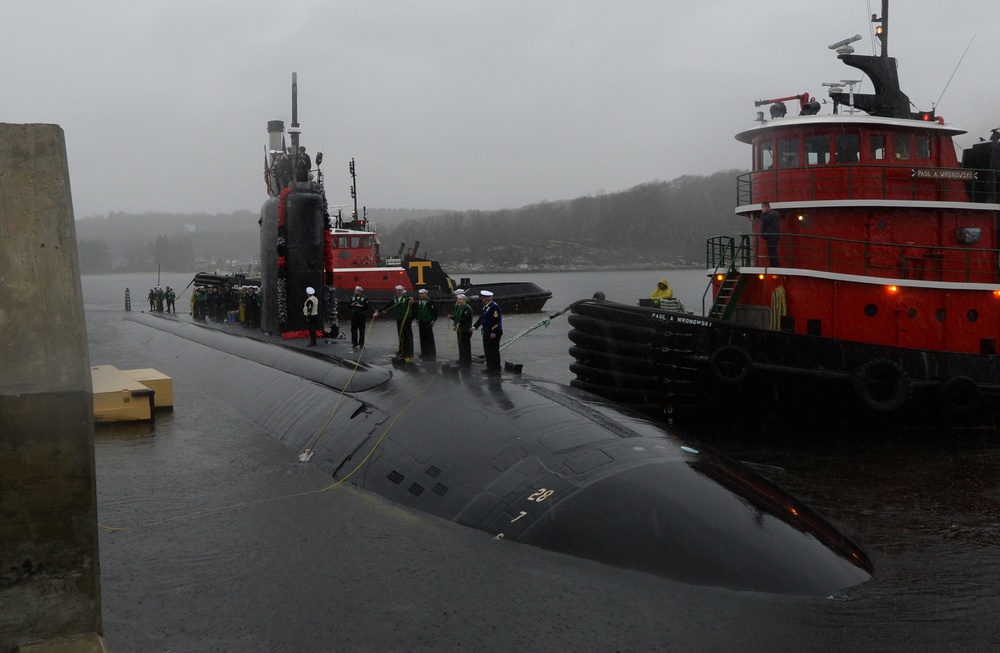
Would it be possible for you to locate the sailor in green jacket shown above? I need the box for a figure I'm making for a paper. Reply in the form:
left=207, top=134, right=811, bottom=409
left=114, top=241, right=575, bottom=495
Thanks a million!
left=349, top=285, right=369, bottom=349
left=450, top=292, right=474, bottom=369
left=415, top=288, right=437, bottom=360
left=375, top=285, right=414, bottom=361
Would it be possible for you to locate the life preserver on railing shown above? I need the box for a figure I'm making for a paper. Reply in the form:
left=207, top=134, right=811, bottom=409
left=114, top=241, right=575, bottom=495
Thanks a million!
left=708, top=345, right=752, bottom=384
left=939, top=375, right=980, bottom=413
left=853, top=359, right=910, bottom=412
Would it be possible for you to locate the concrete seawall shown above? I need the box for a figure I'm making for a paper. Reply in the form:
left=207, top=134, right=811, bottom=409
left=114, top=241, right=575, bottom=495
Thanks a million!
left=0, top=124, right=105, bottom=651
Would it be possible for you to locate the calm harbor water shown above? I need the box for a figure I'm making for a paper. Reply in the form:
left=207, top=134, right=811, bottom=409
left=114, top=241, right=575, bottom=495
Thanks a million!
left=84, top=269, right=1000, bottom=651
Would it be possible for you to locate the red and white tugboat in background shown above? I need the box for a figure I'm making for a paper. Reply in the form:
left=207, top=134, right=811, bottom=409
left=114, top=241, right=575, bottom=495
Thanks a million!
left=569, top=1, right=1000, bottom=435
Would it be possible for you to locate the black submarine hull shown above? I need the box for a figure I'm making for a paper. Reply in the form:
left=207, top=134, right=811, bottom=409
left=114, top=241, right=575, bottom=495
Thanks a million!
left=123, top=312, right=871, bottom=595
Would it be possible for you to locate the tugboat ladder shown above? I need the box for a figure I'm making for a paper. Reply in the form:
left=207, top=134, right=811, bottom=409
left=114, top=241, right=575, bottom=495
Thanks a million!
left=704, top=235, right=752, bottom=320
left=708, top=270, right=747, bottom=320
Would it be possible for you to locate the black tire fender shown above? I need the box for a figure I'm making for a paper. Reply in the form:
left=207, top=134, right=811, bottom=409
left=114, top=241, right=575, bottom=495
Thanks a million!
left=939, top=375, right=980, bottom=414
left=708, top=345, right=752, bottom=385
left=853, top=359, right=910, bottom=412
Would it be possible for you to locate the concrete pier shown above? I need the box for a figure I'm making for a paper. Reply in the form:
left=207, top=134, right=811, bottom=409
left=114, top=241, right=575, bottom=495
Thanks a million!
left=0, top=124, right=105, bottom=651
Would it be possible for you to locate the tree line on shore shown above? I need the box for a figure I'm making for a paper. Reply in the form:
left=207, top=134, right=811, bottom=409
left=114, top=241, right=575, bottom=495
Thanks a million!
left=74, top=170, right=746, bottom=274
left=383, top=170, right=744, bottom=270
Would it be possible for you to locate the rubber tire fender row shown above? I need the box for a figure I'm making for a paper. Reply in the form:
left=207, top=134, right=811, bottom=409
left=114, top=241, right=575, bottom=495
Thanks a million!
left=567, top=313, right=657, bottom=344
left=569, top=361, right=657, bottom=390
left=567, top=345, right=657, bottom=375
left=567, top=327, right=654, bottom=358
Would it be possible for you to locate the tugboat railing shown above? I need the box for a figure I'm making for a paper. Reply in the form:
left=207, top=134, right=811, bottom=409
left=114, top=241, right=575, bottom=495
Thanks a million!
left=736, top=166, right=1000, bottom=205
left=707, top=232, right=1000, bottom=285
left=703, top=235, right=753, bottom=314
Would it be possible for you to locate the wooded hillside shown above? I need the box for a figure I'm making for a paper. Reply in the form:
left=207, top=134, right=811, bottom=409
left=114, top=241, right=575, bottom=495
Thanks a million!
left=74, top=170, right=748, bottom=273
left=383, top=170, right=746, bottom=270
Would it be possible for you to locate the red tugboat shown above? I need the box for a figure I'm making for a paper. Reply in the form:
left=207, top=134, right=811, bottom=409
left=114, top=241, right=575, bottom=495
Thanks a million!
left=327, top=218, right=551, bottom=315
left=569, top=1, right=1000, bottom=435
left=327, top=157, right=552, bottom=314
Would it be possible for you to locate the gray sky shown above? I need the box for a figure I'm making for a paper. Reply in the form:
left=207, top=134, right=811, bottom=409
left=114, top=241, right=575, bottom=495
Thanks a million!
left=6, top=1, right=1000, bottom=219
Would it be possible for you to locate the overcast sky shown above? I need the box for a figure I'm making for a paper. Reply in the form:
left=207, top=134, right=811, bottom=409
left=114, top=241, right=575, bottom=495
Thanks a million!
left=6, top=1, right=1000, bottom=219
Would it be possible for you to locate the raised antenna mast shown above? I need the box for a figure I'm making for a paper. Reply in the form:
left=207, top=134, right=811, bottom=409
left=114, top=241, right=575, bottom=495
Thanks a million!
left=936, top=34, right=976, bottom=111
left=290, top=72, right=300, bottom=156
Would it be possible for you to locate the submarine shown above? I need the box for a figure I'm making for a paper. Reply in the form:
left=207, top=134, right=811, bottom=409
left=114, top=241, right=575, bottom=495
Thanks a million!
left=123, top=74, right=875, bottom=596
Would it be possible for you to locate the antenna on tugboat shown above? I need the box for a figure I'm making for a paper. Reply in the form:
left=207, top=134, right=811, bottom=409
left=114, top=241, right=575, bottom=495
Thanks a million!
left=935, top=34, right=976, bottom=111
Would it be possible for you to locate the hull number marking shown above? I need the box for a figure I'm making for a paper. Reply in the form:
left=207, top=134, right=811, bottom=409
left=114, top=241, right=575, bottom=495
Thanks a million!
left=527, top=488, right=554, bottom=502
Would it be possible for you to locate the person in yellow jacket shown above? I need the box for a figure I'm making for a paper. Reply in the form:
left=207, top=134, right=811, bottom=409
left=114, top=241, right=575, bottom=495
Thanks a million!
left=649, top=279, right=674, bottom=301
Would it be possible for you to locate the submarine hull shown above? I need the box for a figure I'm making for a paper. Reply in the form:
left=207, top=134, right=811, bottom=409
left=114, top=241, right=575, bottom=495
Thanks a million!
left=123, top=312, right=871, bottom=595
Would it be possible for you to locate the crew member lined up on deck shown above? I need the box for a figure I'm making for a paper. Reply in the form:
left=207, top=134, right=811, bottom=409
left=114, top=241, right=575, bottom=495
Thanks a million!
left=375, top=285, right=414, bottom=362
left=450, top=292, right=474, bottom=369
left=350, top=286, right=368, bottom=349
left=295, top=146, right=312, bottom=182
left=416, top=288, right=437, bottom=360
left=271, top=150, right=290, bottom=190
left=472, top=290, right=503, bottom=376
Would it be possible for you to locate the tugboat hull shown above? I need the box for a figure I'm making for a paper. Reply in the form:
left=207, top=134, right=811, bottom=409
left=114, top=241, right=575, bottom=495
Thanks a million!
left=568, top=299, right=1000, bottom=436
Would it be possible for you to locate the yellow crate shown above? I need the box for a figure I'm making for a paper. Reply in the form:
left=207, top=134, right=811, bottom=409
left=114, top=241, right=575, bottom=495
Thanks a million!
left=91, top=365, right=153, bottom=422
left=122, top=368, right=173, bottom=409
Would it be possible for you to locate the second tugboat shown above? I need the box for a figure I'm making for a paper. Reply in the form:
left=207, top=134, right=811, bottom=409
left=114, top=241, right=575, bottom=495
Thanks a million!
left=569, top=1, right=1000, bottom=435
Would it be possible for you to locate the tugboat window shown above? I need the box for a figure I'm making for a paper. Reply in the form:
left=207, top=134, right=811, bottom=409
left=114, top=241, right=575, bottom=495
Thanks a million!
left=758, top=141, right=773, bottom=170
left=907, top=308, right=917, bottom=319
left=916, top=135, right=931, bottom=160
left=864, top=303, right=878, bottom=317
left=870, top=135, right=886, bottom=160
left=893, top=135, right=910, bottom=160
left=835, top=134, right=860, bottom=162
left=805, top=135, right=830, bottom=165
left=967, top=309, right=979, bottom=323
left=935, top=308, right=947, bottom=322
left=777, top=138, right=798, bottom=168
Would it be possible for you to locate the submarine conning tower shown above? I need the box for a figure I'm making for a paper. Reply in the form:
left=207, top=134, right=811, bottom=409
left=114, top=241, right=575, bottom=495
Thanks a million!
left=259, top=74, right=335, bottom=339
